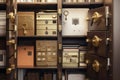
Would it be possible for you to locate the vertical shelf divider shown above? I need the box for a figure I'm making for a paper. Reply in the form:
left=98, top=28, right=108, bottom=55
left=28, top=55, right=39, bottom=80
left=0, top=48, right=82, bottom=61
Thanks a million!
left=6, top=0, right=17, bottom=80
left=57, top=0, right=63, bottom=80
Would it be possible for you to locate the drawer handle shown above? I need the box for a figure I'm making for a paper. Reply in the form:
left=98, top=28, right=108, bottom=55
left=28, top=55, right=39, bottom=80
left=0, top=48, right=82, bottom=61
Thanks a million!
left=92, top=35, right=102, bottom=47
left=92, top=60, right=100, bottom=72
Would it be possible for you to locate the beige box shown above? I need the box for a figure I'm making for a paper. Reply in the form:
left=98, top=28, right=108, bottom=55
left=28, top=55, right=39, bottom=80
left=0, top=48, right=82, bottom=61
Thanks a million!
left=36, top=12, right=57, bottom=37
left=62, top=8, right=89, bottom=36
left=17, top=46, right=34, bottom=68
left=18, top=12, right=34, bottom=36
left=62, top=49, right=79, bottom=67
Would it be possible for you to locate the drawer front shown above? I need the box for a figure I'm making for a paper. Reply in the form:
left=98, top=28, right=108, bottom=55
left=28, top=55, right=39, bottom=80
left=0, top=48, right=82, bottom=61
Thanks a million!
left=36, top=24, right=57, bottom=30
left=36, top=30, right=57, bottom=36
left=87, top=31, right=108, bottom=57
left=85, top=54, right=107, bottom=80
left=88, top=6, right=109, bottom=31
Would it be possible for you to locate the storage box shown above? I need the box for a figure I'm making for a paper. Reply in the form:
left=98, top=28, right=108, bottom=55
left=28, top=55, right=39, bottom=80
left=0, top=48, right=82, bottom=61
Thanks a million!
left=62, top=8, right=89, bottom=36
left=18, top=12, right=34, bottom=36
left=17, top=46, right=34, bottom=68
left=62, top=48, right=79, bottom=67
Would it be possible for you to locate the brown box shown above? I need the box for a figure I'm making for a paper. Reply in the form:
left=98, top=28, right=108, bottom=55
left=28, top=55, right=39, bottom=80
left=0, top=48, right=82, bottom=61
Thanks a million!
left=36, top=40, right=57, bottom=67
left=18, top=12, right=34, bottom=36
left=36, top=40, right=57, bottom=51
left=17, top=46, right=34, bottom=68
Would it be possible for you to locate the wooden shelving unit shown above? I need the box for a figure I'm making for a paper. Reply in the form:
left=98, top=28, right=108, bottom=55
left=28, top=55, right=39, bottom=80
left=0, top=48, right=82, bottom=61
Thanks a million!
left=0, top=0, right=116, bottom=80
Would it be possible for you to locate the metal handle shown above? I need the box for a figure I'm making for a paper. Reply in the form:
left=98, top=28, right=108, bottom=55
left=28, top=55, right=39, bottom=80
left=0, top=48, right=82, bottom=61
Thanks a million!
left=22, top=24, right=27, bottom=35
left=85, top=59, right=90, bottom=64
left=92, top=60, right=100, bottom=72
left=86, top=12, right=102, bottom=21
left=8, top=12, right=15, bottom=23
left=92, top=35, right=102, bottom=47
left=92, top=12, right=102, bottom=23
left=6, top=68, right=12, bottom=74
left=7, top=39, right=15, bottom=45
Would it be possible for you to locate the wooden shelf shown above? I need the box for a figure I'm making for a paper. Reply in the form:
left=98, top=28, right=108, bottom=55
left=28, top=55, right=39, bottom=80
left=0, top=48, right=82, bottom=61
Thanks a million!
left=17, top=66, right=57, bottom=69
left=62, top=35, right=87, bottom=38
left=63, top=36, right=87, bottom=46
left=62, top=66, right=87, bottom=69
left=63, top=2, right=104, bottom=8
left=17, top=2, right=103, bottom=10
left=17, top=2, right=57, bottom=11
left=18, top=36, right=57, bottom=40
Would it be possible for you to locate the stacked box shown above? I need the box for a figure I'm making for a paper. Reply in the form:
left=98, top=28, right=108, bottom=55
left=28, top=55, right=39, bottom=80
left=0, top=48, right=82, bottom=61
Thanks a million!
left=18, top=12, right=34, bottom=36
left=36, top=40, right=57, bottom=67
left=62, top=48, right=79, bottom=68
left=36, top=12, right=57, bottom=36
left=17, top=46, right=34, bottom=68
